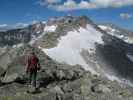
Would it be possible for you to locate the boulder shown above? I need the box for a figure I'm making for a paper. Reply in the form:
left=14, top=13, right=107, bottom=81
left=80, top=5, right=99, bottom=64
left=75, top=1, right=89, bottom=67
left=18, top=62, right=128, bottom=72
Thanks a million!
left=49, top=85, right=64, bottom=95
left=91, top=83, right=111, bottom=93
left=1, top=57, right=25, bottom=83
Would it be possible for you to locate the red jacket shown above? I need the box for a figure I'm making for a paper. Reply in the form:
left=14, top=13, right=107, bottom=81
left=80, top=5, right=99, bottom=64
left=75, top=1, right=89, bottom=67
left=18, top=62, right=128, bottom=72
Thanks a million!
left=26, top=55, right=40, bottom=72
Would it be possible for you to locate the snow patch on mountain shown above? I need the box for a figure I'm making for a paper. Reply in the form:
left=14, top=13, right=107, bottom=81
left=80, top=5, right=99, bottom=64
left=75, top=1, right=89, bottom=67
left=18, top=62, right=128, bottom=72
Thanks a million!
left=13, top=43, right=24, bottom=48
left=98, top=25, right=108, bottom=30
left=106, top=73, right=133, bottom=87
left=30, top=33, right=45, bottom=45
left=29, top=24, right=57, bottom=45
left=44, top=25, right=57, bottom=32
left=127, top=53, right=133, bottom=62
left=40, top=24, right=104, bottom=74
left=99, top=25, right=121, bottom=37
left=99, top=25, right=133, bottom=43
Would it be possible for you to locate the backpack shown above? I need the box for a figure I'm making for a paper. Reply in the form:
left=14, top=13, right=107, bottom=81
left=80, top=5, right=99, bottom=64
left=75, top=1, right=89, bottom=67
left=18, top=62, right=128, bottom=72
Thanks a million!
left=28, top=55, right=39, bottom=70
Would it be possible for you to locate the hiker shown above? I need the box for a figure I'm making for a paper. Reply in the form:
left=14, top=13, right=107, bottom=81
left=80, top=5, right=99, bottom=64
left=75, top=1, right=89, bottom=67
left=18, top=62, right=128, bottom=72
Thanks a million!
left=26, top=51, right=41, bottom=91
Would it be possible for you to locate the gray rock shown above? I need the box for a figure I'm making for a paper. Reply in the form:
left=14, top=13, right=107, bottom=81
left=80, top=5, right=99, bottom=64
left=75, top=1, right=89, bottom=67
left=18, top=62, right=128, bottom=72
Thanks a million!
left=92, top=84, right=111, bottom=93
left=49, top=85, right=64, bottom=95
left=55, top=70, right=66, bottom=80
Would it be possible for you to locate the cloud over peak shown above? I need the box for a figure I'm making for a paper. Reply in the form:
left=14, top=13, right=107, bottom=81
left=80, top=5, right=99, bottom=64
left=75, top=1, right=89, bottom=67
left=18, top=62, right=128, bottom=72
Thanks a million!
left=120, top=13, right=133, bottom=19
left=0, top=24, right=8, bottom=27
left=0, top=23, right=29, bottom=31
left=39, top=0, right=61, bottom=5
left=40, top=0, right=133, bottom=11
left=91, top=0, right=133, bottom=8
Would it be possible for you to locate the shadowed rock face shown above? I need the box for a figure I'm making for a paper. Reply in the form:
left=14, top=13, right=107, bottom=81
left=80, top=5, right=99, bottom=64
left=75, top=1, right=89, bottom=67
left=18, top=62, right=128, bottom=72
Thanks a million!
left=95, top=34, right=133, bottom=81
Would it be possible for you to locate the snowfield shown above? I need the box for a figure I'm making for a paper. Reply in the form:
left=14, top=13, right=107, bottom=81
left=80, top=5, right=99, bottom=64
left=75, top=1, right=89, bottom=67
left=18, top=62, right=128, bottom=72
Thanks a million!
left=44, top=25, right=57, bottom=32
left=40, top=24, right=104, bottom=74
left=38, top=23, right=133, bottom=86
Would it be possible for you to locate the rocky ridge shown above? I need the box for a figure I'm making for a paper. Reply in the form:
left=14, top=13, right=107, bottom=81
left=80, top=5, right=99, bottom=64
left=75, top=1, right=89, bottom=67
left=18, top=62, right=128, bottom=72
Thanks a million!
left=0, top=16, right=133, bottom=100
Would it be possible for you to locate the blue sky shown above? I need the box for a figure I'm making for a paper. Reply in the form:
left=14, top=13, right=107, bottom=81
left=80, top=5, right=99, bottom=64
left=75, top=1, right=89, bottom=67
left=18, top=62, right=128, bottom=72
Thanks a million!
left=0, top=0, right=133, bottom=31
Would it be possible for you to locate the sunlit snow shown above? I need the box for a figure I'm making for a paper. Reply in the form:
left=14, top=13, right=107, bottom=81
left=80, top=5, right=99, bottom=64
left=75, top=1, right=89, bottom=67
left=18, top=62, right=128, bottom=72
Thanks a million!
left=41, top=24, right=104, bottom=74
left=99, top=25, right=133, bottom=43
left=29, top=25, right=57, bottom=45
left=44, top=25, right=57, bottom=32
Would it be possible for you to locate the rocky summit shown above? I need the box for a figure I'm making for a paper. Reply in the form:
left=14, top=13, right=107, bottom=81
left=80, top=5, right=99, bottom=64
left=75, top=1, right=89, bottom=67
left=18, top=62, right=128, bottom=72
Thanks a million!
left=0, top=16, right=133, bottom=100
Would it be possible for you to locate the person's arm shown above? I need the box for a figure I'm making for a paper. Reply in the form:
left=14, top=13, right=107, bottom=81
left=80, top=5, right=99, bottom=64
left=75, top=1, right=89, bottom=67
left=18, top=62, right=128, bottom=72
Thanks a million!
left=37, top=57, right=41, bottom=70
left=26, top=57, right=30, bottom=73
left=37, top=63, right=41, bottom=70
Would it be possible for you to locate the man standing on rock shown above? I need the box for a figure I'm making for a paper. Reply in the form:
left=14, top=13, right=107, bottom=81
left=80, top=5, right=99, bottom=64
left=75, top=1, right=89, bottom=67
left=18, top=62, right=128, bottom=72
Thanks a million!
left=26, top=51, right=41, bottom=92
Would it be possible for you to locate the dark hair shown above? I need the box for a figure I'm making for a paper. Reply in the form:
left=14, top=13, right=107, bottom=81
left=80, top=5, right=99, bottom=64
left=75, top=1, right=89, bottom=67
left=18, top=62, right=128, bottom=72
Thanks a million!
left=30, top=51, right=35, bottom=55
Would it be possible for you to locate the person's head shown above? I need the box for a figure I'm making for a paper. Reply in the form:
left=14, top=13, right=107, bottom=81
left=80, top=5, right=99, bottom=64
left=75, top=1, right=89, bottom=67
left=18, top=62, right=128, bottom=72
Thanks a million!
left=30, top=51, right=35, bottom=56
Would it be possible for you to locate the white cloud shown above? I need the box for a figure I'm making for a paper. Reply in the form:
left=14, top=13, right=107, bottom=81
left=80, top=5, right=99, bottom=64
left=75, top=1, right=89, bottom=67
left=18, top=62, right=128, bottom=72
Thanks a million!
left=55, top=0, right=77, bottom=11
left=15, top=23, right=29, bottom=28
left=90, top=0, right=133, bottom=8
left=46, top=0, right=61, bottom=4
left=0, top=23, right=30, bottom=31
left=32, top=20, right=40, bottom=24
left=0, top=24, right=8, bottom=28
left=120, top=13, right=132, bottom=19
left=79, top=1, right=97, bottom=9
left=40, top=0, right=133, bottom=11
left=54, top=0, right=97, bottom=11
left=39, top=0, right=61, bottom=5
left=0, top=24, right=10, bottom=31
